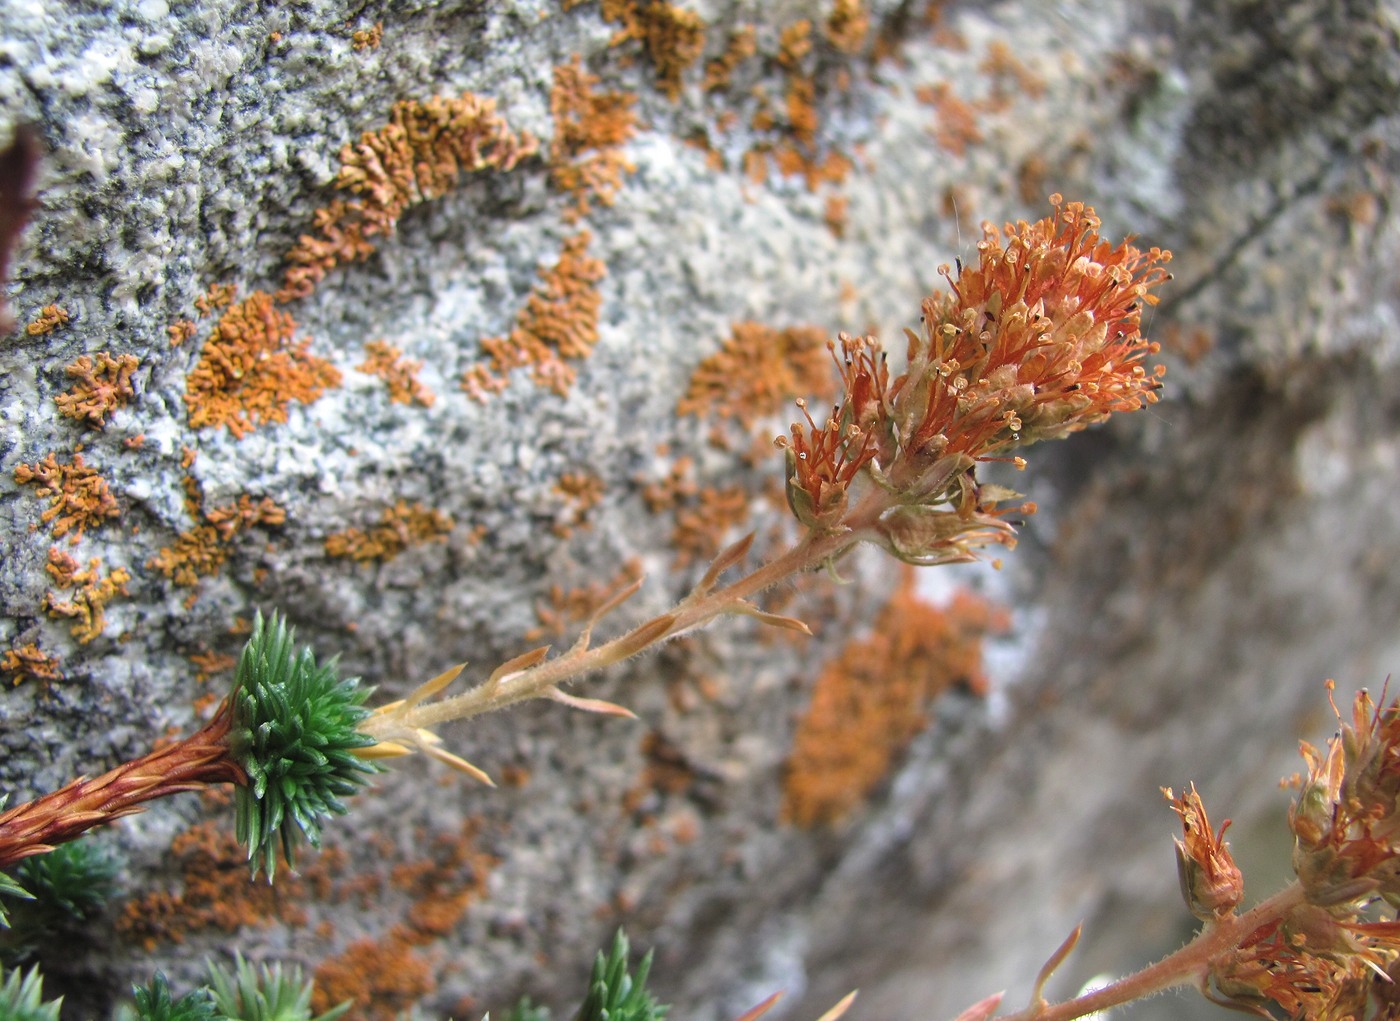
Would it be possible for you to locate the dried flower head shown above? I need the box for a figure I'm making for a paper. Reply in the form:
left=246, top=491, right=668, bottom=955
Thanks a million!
left=778, top=197, right=1169, bottom=566
left=1165, top=783, right=1244, bottom=920
left=1291, top=683, right=1400, bottom=909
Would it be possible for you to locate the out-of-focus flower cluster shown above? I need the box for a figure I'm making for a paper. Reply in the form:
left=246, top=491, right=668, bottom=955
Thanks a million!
left=778, top=196, right=1170, bottom=565
left=1189, top=685, right=1400, bottom=1020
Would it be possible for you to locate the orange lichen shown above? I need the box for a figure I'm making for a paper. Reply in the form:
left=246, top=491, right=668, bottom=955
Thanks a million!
left=42, top=551, right=130, bottom=645
left=677, top=322, right=834, bottom=447
left=551, top=471, right=605, bottom=536
left=278, top=93, right=537, bottom=302
left=671, top=485, right=750, bottom=567
left=824, top=0, right=870, bottom=53
left=311, top=822, right=496, bottom=1019
left=351, top=21, right=383, bottom=50
left=704, top=25, right=757, bottom=91
left=824, top=193, right=849, bottom=237
left=115, top=817, right=310, bottom=950
left=640, top=455, right=697, bottom=513
left=979, top=39, right=1046, bottom=105
left=189, top=650, right=237, bottom=683
left=357, top=339, right=435, bottom=407
left=781, top=573, right=1006, bottom=826
left=324, top=500, right=454, bottom=562
left=549, top=57, right=639, bottom=222
left=915, top=81, right=983, bottom=155
left=777, top=19, right=813, bottom=70
left=184, top=290, right=341, bottom=438
left=194, top=282, right=237, bottom=318
left=461, top=231, right=605, bottom=398
left=312, top=939, right=434, bottom=1019
left=1, top=643, right=62, bottom=687
left=527, top=558, right=644, bottom=641
left=597, top=0, right=707, bottom=100
left=54, top=351, right=139, bottom=427
left=167, top=319, right=197, bottom=346
left=25, top=304, right=68, bottom=336
left=14, top=452, right=120, bottom=541
left=149, top=481, right=286, bottom=588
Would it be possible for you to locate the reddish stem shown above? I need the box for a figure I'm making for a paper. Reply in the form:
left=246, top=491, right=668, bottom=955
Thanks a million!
left=0, top=699, right=245, bottom=869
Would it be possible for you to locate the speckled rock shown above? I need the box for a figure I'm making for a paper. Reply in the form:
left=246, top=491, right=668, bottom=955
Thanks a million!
left=2, top=1, right=1400, bottom=1019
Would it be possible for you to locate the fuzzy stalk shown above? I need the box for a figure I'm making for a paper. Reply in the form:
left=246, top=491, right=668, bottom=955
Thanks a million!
left=997, top=882, right=1309, bottom=1021
left=361, top=486, right=897, bottom=742
left=0, top=699, right=245, bottom=869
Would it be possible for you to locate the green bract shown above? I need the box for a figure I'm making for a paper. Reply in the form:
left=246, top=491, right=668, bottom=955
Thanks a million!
left=0, top=967, right=60, bottom=1021
left=576, top=931, right=667, bottom=1021
left=118, top=974, right=218, bottom=1021
left=207, top=953, right=350, bottom=1021
left=231, top=612, right=378, bottom=880
left=15, top=839, right=119, bottom=922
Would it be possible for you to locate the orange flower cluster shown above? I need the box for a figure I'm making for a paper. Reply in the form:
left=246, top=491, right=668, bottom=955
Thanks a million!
left=460, top=231, right=605, bottom=398
left=184, top=290, right=341, bottom=438
left=549, top=57, right=639, bottom=222
left=1193, top=685, right=1400, bottom=1018
left=779, top=197, right=1169, bottom=565
left=54, top=351, right=139, bottom=427
left=278, top=92, right=537, bottom=302
left=13, top=451, right=120, bottom=541
left=1164, top=783, right=1243, bottom=920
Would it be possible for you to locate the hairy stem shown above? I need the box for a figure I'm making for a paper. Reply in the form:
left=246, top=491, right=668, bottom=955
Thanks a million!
left=363, top=488, right=896, bottom=740
left=999, top=883, right=1308, bottom=1021
left=0, top=699, right=245, bottom=869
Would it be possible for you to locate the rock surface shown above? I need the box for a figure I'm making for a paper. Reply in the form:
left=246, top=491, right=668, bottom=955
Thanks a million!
left=2, top=0, right=1399, bottom=1018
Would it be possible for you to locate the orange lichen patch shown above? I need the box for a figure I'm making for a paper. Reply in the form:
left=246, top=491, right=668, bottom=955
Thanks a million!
left=194, top=282, right=237, bottom=318
left=185, top=290, right=341, bottom=438
left=324, top=500, right=453, bottom=562
left=548, top=57, right=638, bottom=223
left=824, top=0, right=870, bottom=53
left=54, top=351, right=139, bottom=427
left=781, top=573, right=1007, bottom=827
left=527, top=557, right=644, bottom=641
left=640, top=455, right=697, bottom=513
left=672, top=484, right=750, bottom=567
left=1, top=643, right=62, bottom=687
left=115, top=818, right=310, bottom=950
left=167, top=319, right=197, bottom=346
left=312, top=939, right=434, bottom=1019
left=777, top=19, right=813, bottom=70
left=597, top=0, right=707, bottom=100
left=351, top=21, right=383, bottom=50
left=43, top=552, right=131, bottom=645
left=824, top=193, right=849, bottom=238
left=704, top=25, right=757, bottom=91
left=357, top=339, right=435, bottom=407
left=189, top=650, right=237, bottom=683
left=1158, top=322, right=1216, bottom=367
left=311, top=822, right=496, bottom=1020
left=14, top=452, right=120, bottom=542
left=461, top=231, right=605, bottom=398
left=551, top=470, right=605, bottom=537
left=979, top=39, right=1046, bottom=105
left=915, top=81, right=983, bottom=155
left=149, top=483, right=286, bottom=588
left=278, top=93, right=537, bottom=302
left=25, top=304, right=68, bottom=336
left=677, top=322, right=834, bottom=446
